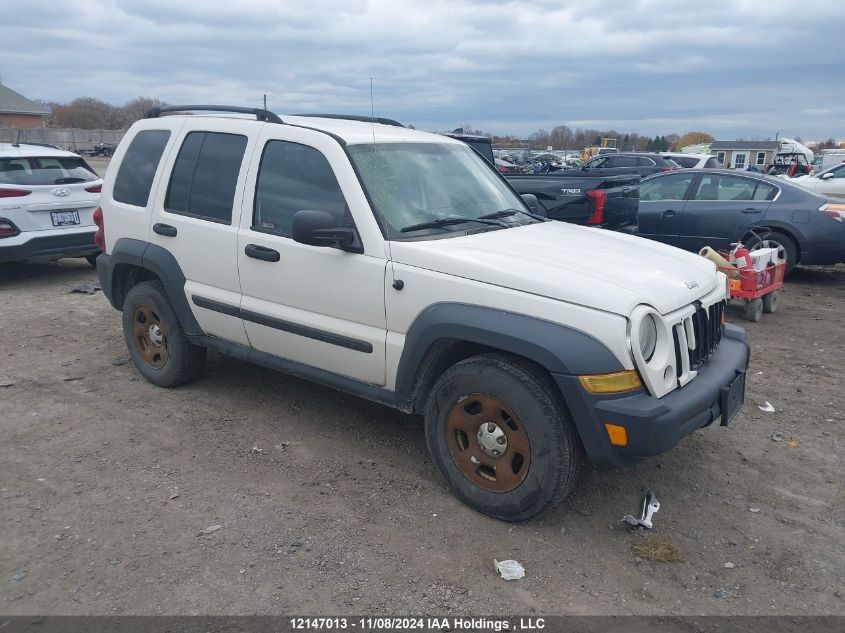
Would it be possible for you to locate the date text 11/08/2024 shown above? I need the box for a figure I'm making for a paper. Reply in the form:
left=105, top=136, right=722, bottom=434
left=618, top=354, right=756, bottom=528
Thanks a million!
left=289, top=616, right=547, bottom=631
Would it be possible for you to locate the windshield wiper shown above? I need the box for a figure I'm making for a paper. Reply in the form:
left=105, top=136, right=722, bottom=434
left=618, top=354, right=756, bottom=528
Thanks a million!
left=478, top=208, right=548, bottom=222
left=400, top=216, right=506, bottom=233
left=54, top=177, right=86, bottom=184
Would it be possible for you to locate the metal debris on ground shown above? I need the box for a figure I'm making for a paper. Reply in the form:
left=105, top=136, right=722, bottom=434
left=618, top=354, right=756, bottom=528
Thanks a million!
left=621, top=490, right=660, bottom=530
left=9, top=569, right=27, bottom=582
left=771, top=431, right=784, bottom=442
left=66, top=282, right=101, bottom=295
left=198, top=524, right=222, bottom=536
left=493, top=558, right=525, bottom=581
left=758, top=402, right=776, bottom=412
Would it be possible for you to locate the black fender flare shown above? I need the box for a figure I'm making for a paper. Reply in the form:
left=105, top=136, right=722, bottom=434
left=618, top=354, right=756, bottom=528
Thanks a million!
left=394, top=303, right=626, bottom=403
left=102, top=238, right=202, bottom=336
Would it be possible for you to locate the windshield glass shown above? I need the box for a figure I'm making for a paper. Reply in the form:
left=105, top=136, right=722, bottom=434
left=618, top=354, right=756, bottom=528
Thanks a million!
left=348, top=142, right=529, bottom=238
left=0, top=156, right=99, bottom=185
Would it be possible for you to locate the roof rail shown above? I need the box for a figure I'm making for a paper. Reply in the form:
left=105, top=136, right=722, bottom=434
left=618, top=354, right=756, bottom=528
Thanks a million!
left=145, top=105, right=284, bottom=124
left=9, top=141, right=64, bottom=150
left=296, top=113, right=404, bottom=128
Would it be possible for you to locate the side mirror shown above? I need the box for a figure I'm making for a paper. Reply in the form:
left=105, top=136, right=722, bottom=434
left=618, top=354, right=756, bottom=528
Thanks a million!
left=291, top=210, right=363, bottom=254
left=520, top=193, right=540, bottom=213
left=821, top=172, right=834, bottom=180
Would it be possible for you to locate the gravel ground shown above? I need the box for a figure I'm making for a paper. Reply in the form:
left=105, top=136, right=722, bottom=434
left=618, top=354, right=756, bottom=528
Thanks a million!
left=0, top=258, right=843, bottom=616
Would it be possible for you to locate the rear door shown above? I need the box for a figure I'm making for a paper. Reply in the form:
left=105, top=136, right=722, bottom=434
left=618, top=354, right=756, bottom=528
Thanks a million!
left=147, top=119, right=260, bottom=345
left=677, top=173, right=775, bottom=251
left=637, top=172, right=695, bottom=246
left=0, top=153, right=100, bottom=233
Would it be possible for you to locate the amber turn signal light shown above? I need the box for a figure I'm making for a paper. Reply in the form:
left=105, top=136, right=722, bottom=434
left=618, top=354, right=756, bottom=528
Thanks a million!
left=578, top=370, right=642, bottom=394
left=604, top=423, right=628, bottom=446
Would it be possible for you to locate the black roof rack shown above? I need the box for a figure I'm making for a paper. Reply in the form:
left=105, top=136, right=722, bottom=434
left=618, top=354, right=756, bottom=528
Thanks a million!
left=295, top=113, right=404, bottom=128
left=145, top=105, right=284, bottom=124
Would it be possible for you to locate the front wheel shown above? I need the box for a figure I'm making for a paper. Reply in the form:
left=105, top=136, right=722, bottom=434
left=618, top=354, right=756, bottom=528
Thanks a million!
left=424, top=354, right=581, bottom=521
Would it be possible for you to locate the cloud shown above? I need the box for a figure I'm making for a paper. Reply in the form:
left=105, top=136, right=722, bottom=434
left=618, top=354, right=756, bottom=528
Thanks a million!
left=3, top=0, right=844, bottom=139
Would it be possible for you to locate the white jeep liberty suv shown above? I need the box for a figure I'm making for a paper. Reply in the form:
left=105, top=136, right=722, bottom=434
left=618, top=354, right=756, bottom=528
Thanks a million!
left=95, top=106, right=749, bottom=521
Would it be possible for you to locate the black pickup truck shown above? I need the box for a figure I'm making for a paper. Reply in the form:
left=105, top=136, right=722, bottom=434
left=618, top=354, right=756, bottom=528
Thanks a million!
left=447, top=133, right=639, bottom=232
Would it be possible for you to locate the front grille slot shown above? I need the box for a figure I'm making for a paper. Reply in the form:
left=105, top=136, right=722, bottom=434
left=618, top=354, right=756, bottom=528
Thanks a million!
left=673, top=300, right=725, bottom=378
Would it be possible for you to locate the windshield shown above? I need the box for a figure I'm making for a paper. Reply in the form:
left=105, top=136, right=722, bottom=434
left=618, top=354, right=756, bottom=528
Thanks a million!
left=348, top=142, right=530, bottom=238
left=0, top=156, right=99, bottom=185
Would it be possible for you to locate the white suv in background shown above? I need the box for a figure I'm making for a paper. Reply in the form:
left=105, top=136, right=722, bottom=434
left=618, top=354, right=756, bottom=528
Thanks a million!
left=95, top=106, right=749, bottom=521
left=0, top=142, right=102, bottom=264
left=660, top=152, right=719, bottom=169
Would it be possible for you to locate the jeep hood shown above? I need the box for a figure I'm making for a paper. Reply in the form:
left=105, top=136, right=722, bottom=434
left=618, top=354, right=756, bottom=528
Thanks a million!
left=389, top=222, right=719, bottom=316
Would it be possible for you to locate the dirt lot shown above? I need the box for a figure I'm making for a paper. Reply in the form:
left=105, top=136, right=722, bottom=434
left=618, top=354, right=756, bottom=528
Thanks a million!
left=0, top=258, right=843, bottom=616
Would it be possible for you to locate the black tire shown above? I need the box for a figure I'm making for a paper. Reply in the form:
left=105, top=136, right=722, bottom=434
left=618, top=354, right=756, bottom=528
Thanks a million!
left=424, top=353, right=581, bottom=522
left=745, top=298, right=763, bottom=322
left=85, top=253, right=99, bottom=267
left=746, top=230, right=798, bottom=274
left=762, top=291, right=778, bottom=314
left=122, top=280, right=206, bottom=387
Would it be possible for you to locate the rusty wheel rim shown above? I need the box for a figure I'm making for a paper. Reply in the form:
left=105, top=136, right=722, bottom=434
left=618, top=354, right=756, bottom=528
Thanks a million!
left=131, top=306, right=169, bottom=369
left=445, top=393, right=531, bottom=493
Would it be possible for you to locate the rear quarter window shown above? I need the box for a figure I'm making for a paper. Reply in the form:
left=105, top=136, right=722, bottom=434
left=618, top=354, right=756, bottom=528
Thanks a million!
left=113, top=130, right=171, bottom=207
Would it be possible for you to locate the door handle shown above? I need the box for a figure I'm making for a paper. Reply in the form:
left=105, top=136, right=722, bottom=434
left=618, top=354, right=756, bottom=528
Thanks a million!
left=741, top=208, right=762, bottom=214
left=153, top=223, right=177, bottom=237
left=244, top=243, right=280, bottom=262
left=662, top=210, right=676, bottom=217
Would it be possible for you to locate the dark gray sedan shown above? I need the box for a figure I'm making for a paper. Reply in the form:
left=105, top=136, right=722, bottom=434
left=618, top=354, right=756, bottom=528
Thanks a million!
left=637, top=169, right=845, bottom=272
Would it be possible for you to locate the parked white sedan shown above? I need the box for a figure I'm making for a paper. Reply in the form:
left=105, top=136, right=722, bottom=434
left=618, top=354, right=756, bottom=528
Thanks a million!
left=792, top=164, right=845, bottom=200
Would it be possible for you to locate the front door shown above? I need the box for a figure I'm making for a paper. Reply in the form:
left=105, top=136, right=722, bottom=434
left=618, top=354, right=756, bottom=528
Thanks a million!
left=677, top=173, right=775, bottom=252
left=236, top=127, right=388, bottom=385
left=637, top=172, right=696, bottom=247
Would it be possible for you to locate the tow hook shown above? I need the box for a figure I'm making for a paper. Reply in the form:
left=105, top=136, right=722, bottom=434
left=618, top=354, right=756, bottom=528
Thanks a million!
left=621, top=490, right=660, bottom=529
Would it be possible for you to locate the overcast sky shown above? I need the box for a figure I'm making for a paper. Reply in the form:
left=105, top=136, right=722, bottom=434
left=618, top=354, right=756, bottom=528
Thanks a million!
left=3, top=0, right=844, bottom=140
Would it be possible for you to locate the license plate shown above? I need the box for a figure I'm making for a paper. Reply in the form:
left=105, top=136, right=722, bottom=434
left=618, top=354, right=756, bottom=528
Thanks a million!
left=51, top=210, right=80, bottom=227
left=719, top=371, right=746, bottom=426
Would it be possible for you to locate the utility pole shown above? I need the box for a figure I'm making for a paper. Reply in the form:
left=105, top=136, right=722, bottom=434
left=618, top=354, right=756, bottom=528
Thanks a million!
left=263, top=94, right=267, bottom=109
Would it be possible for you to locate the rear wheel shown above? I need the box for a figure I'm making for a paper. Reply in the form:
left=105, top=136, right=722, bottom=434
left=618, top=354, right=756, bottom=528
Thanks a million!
left=122, top=281, right=205, bottom=387
left=746, top=230, right=798, bottom=274
left=424, top=354, right=581, bottom=522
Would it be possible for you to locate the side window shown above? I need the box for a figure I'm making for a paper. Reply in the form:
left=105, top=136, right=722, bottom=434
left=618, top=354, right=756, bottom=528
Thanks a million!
left=636, top=157, right=656, bottom=166
left=164, top=131, right=247, bottom=224
left=612, top=156, right=637, bottom=167
left=831, top=165, right=845, bottom=178
left=694, top=175, right=757, bottom=201
left=752, top=182, right=777, bottom=201
left=716, top=152, right=726, bottom=165
left=113, top=130, right=170, bottom=207
left=253, top=140, right=348, bottom=237
left=640, top=174, right=694, bottom=201
left=704, top=157, right=719, bottom=168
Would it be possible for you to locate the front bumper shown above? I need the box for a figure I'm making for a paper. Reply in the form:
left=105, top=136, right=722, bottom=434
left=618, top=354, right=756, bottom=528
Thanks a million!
left=554, top=324, right=749, bottom=469
left=0, top=228, right=98, bottom=263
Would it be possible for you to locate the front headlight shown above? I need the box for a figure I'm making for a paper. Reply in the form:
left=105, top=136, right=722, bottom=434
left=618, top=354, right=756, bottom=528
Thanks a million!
left=639, top=313, right=657, bottom=361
